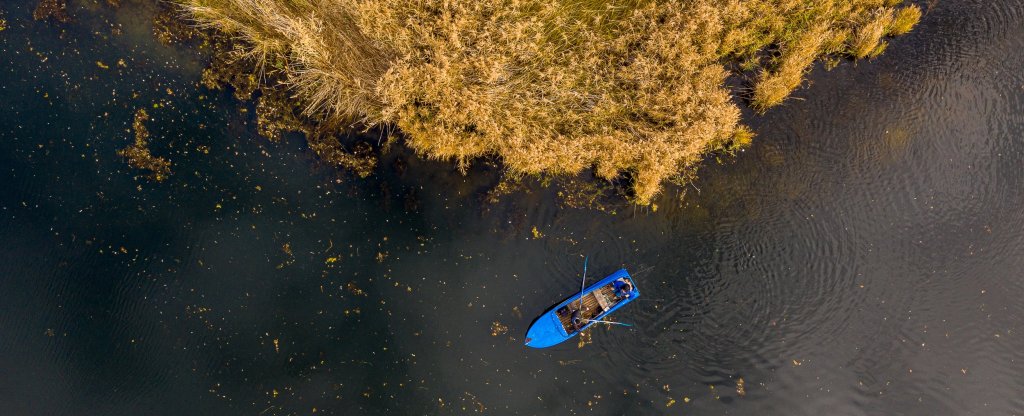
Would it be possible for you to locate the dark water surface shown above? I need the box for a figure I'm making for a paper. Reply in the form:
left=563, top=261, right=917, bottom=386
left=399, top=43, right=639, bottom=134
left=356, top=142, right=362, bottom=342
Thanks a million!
left=2, top=1, right=1024, bottom=414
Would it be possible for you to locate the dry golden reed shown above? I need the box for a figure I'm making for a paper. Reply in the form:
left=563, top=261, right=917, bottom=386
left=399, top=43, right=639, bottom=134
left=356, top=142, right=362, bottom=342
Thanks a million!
left=180, top=0, right=921, bottom=204
left=850, top=9, right=894, bottom=59
left=889, top=5, right=922, bottom=36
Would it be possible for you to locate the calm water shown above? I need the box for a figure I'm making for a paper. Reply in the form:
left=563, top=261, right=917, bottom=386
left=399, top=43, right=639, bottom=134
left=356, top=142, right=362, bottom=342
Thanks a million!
left=2, top=1, right=1023, bottom=415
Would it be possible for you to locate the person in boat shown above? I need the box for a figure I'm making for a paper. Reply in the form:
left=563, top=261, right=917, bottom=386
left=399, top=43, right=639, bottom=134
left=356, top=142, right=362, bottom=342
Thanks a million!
left=613, top=277, right=634, bottom=300
left=570, top=309, right=587, bottom=331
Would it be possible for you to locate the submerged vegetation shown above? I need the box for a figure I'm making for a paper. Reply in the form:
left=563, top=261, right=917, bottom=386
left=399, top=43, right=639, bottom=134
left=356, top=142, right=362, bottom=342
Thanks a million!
left=33, top=0, right=71, bottom=23
left=179, top=0, right=921, bottom=204
left=117, top=109, right=172, bottom=181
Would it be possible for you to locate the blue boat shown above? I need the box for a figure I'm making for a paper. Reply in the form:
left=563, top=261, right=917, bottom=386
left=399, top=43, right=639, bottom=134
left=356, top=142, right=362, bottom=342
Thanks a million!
left=524, top=268, right=639, bottom=348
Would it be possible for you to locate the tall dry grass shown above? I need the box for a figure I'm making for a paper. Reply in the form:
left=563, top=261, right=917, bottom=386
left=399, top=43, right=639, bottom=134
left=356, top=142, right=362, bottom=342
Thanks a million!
left=888, top=5, right=922, bottom=36
left=750, top=24, right=831, bottom=112
left=850, top=9, right=894, bottom=59
left=180, top=0, right=921, bottom=204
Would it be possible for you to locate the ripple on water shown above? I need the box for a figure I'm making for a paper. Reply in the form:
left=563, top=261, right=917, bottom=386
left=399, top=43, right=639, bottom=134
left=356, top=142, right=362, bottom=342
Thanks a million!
left=537, top=209, right=641, bottom=287
left=590, top=200, right=867, bottom=382
left=3, top=0, right=1024, bottom=413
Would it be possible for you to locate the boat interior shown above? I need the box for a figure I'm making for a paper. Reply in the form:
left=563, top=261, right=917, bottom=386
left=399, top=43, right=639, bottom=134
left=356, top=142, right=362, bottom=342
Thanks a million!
left=556, top=284, right=620, bottom=333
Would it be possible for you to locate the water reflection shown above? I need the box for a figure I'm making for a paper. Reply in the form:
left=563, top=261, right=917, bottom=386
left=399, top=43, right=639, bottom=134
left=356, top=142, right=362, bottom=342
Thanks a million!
left=1, top=0, right=1024, bottom=414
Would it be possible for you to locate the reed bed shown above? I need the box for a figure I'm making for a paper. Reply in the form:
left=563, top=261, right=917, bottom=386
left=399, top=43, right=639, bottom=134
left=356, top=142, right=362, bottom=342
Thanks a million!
left=180, top=0, right=921, bottom=204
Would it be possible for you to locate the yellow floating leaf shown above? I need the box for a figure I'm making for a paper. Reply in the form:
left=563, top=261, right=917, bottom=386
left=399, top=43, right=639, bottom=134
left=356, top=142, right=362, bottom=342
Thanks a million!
left=490, top=321, right=509, bottom=336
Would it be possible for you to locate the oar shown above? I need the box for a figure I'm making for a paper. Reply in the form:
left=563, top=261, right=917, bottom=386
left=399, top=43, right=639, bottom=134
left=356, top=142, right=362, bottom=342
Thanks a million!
left=630, top=265, right=655, bottom=278
left=577, top=256, right=589, bottom=311
left=585, top=319, right=633, bottom=327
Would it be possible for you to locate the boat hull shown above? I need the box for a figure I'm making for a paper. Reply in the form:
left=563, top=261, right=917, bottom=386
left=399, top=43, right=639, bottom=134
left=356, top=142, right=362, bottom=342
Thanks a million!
left=525, top=269, right=638, bottom=348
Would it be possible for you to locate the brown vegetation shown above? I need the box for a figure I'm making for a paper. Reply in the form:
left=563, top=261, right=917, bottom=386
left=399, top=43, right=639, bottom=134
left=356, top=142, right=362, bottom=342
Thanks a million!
left=889, top=5, right=923, bottom=36
left=750, top=24, right=832, bottom=112
left=179, top=0, right=922, bottom=204
left=849, top=9, right=893, bottom=59
left=33, top=0, right=70, bottom=23
left=118, top=109, right=172, bottom=181
left=191, top=16, right=378, bottom=176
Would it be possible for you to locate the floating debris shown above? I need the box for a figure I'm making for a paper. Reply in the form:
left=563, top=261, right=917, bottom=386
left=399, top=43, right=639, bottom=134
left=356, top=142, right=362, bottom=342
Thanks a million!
left=346, top=282, right=367, bottom=297
left=557, top=177, right=619, bottom=213
left=490, top=321, right=508, bottom=336
left=33, top=0, right=70, bottom=23
left=276, top=243, right=295, bottom=269
left=153, top=2, right=200, bottom=45
left=482, top=175, right=526, bottom=204
left=576, top=328, right=592, bottom=348
left=117, top=109, right=171, bottom=181
left=462, top=392, right=485, bottom=412
left=306, top=135, right=377, bottom=178
left=736, top=377, right=746, bottom=397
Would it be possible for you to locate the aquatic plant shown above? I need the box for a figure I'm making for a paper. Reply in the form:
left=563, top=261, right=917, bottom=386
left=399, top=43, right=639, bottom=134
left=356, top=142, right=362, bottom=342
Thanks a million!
left=179, top=0, right=921, bottom=204
left=888, top=5, right=923, bottom=36
left=750, top=24, right=831, bottom=112
left=849, top=9, right=893, bottom=59
left=33, top=0, right=71, bottom=23
left=117, top=109, right=172, bottom=181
